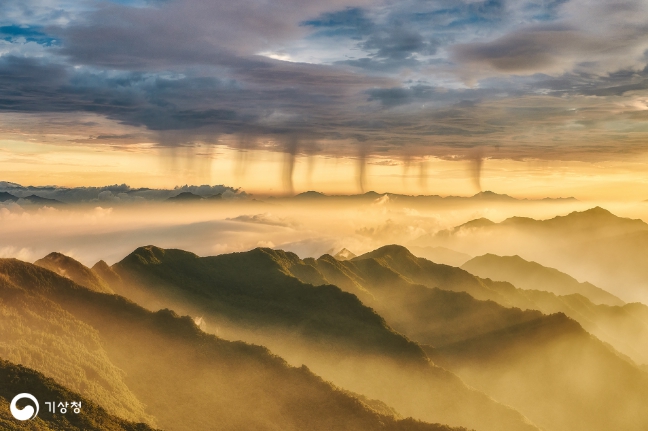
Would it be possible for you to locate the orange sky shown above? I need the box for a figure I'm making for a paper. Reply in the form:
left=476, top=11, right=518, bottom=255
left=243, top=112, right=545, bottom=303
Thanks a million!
left=3, top=137, right=648, bottom=201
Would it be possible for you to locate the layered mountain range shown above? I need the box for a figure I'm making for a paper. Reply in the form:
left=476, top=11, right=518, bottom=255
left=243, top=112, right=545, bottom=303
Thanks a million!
left=0, top=258, right=461, bottom=431
left=419, top=207, right=648, bottom=303
left=0, top=191, right=64, bottom=206
left=288, top=190, right=577, bottom=204
left=1, top=209, right=647, bottom=431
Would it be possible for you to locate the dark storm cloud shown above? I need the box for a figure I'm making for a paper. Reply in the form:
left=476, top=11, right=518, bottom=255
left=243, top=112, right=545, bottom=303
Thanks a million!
left=502, top=65, right=648, bottom=98
left=337, top=27, right=440, bottom=72
left=366, top=84, right=499, bottom=108
left=51, top=0, right=377, bottom=70
left=2, top=0, right=648, bottom=163
left=363, top=81, right=545, bottom=117
left=361, top=25, right=438, bottom=61
left=0, top=56, right=245, bottom=132
left=451, top=23, right=588, bottom=72
left=305, top=8, right=438, bottom=71
left=0, top=55, right=392, bottom=139
left=450, top=1, right=648, bottom=78
left=0, top=57, right=70, bottom=111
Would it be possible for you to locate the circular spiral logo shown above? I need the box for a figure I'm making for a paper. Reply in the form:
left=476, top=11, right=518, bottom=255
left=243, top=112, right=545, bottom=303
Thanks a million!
left=10, top=393, right=39, bottom=421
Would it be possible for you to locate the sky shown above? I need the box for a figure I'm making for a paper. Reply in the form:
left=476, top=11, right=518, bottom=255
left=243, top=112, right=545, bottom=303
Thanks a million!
left=3, top=0, right=648, bottom=198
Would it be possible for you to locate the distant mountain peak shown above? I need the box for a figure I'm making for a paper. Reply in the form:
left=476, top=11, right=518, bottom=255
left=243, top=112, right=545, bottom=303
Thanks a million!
left=539, top=206, right=648, bottom=229
left=272, top=189, right=578, bottom=202
left=0, top=191, right=17, bottom=202
left=575, top=206, right=612, bottom=216
left=294, top=191, right=327, bottom=198
left=22, top=194, right=65, bottom=205
left=93, top=259, right=111, bottom=271
left=333, top=248, right=357, bottom=261
left=130, top=245, right=166, bottom=263
left=123, top=245, right=200, bottom=266
left=166, top=191, right=203, bottom=201
left=456, top=217, right=496, bottom=230
left=248, top=247, right=306, bottom=269
left=471, top=191, right=516, bottom=200
left=0, top=191, right=64, bottom=205
left=42, top=251, right=67, bottom=259
left=472, top=206, right=647, bottom=231
left=34, top=252, right=113, bottom=294
left=92, top=259, right=123, bottom=288
left=354, top=244, right=416, bottom=262
left=461, top=253, right=625, bottom=306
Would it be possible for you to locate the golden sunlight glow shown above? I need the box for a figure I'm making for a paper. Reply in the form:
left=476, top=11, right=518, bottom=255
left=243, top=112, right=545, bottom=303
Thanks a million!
left=3, top=138, right=648, bottom=201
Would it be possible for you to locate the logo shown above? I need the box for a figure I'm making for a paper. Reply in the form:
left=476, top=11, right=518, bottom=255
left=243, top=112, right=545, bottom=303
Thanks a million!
left=10, top=393, right=39, bottom=421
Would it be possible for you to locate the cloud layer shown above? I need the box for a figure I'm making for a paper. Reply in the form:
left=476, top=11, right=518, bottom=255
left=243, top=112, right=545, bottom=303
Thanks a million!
left=2, top=0, right=648, bottom=170
left=0, top=181, right=243, bottom=203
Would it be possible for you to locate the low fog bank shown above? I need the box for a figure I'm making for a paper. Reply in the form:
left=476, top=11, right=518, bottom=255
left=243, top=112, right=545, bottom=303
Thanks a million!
left=0, top=195, right=585, bottom=262
left=2, top=189, right=648, bottom=304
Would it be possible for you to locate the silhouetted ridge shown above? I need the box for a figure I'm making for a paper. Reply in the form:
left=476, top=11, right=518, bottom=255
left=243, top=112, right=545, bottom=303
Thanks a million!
left=122, top=245, right=199, bottom=266
left=0, top=258, right=468, bottom=431
left=113, top=245, right=426, bottom=362
left=354, top=244, right=417, bottom=261
left=22, top=194, right=65, bottom=205
left=92, top=259, right=123, bottom=287
left=0, top=191, right=17, bottom=202
left=274, top=190, right=575, bottom=202
left=430, top=206, right=648, bottom=303
left=456, top=218, right=496, bottom=230
left=441, top=207, right=648, bottom=236
left=35, top=252, right=113, bottom=294
left=107, top=245, right=542, bottom=431
left=0, top=192, right=64, bottom=205
left=462, top=253, right=624, bottom=306
left=166, top=191, right=202, bottom=201
left=0, top=258, right=93, bottom=295
left=351, top=244, right=509, bottom=304
left=294, top=191, right=327, bottom=198
left=501, top=206, right=648, bottom=230
left=308, top=247, right=543, bottom=346
left=471, top=191, right=516, bottom=201
left=300, top=244, right=648, bottom=431
left=166, top=191, right=222, bottom=201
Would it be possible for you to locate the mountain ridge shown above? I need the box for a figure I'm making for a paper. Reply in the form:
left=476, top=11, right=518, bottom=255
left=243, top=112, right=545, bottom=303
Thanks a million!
left=31, top=244, right=648, bottom=431
left=287, top=190, right=577, bottom=203
left=422, top=206, right=648, bottom=303
left=35, top=252, right=113, bottom=294
left=462, top=253, right=623, bottom=306
left=0, top=257, right=468, bottom=431
left=103, top=245, right=541, bottom=431
left=428, top=311, right=648, bottom=431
